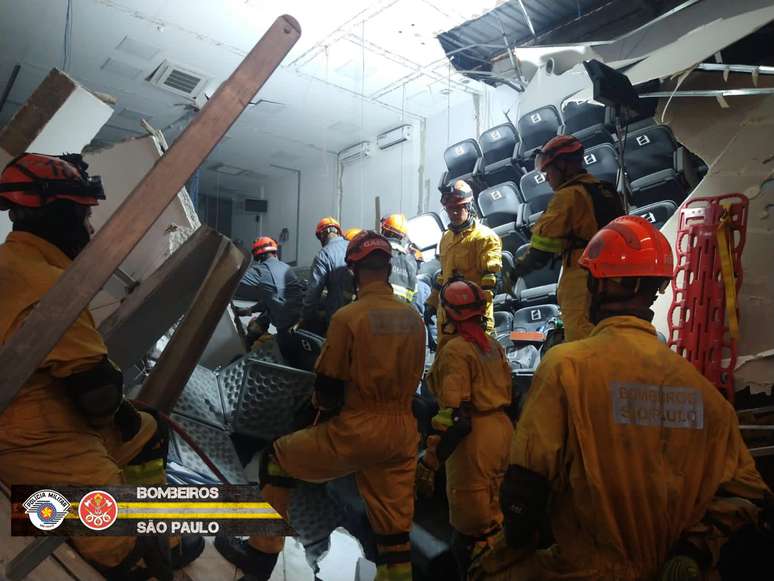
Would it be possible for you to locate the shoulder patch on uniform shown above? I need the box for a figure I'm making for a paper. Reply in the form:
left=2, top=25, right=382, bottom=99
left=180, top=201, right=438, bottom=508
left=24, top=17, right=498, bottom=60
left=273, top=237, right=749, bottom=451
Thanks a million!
left=610, top=383, right=704, bottom=429
left=368, top=309, right=419, bottom=336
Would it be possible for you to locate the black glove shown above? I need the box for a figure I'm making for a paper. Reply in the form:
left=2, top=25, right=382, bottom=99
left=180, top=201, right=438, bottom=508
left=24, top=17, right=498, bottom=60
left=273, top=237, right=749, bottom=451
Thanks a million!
left=500, top=465, right=550, bottom=550
left=424, top=304, right=436, bottom=327
left=234, top=306, right=252, bottom=317
left=114, top=399, right=143, bottom=442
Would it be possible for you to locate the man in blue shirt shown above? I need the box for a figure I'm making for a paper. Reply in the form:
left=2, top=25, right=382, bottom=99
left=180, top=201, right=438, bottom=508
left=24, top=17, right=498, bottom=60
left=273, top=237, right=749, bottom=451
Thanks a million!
left=235, top=236, right=306, bottom=361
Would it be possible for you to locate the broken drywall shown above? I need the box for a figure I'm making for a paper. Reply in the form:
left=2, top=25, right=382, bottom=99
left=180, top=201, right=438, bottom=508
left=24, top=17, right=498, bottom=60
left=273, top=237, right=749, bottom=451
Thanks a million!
left=0, top=68, right=114, bottom=245
left=653, top=71, right=774, bottom=395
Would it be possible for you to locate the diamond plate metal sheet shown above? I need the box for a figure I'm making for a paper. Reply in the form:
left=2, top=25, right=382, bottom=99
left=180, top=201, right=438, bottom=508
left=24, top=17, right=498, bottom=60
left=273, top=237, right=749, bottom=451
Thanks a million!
left=288, top=482, right=344, bottom=547
left=231, top=360, right=315, bottom=440
left=217, top=356, right=247, bottom=426
left=169, top=413, right=247, bottom=484
left=173, top=365, right=227, bottom=429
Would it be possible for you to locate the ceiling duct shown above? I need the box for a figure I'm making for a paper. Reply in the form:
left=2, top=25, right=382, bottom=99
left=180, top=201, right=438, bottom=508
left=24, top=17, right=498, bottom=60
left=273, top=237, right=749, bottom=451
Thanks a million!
left=148, top=59, right=209, bottom=99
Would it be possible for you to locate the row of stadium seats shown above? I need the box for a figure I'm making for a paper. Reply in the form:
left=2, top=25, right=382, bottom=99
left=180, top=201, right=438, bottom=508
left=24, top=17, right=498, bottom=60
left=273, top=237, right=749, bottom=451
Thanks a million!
left=440, top=110, right=701, bottom=213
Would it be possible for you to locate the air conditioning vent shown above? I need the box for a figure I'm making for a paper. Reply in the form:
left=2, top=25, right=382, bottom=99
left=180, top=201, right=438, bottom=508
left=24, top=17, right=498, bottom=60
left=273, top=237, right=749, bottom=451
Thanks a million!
left=148, top=60, right=208, bottom=99
left=165, top=69, right=201, bottom=94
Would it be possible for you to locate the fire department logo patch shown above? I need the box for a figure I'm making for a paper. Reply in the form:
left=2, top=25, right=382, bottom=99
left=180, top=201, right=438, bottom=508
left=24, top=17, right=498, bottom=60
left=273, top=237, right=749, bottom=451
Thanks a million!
left=23, top=489, right=70, bottom=531
left=78, top=490, right=119, bottom=531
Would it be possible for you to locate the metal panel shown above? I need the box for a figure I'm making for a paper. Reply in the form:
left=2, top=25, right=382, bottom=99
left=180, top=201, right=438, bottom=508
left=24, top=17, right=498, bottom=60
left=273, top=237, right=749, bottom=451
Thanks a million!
left=230, top=360, right=315, bottom=441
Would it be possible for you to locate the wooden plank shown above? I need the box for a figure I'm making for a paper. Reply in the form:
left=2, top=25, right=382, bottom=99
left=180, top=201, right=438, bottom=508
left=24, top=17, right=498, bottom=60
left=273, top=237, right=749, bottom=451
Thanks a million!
left=0, top=16, right=301, bottom=414
left=98, top=226, right=223, bottom=369
left=137, top=241, right=249, bottom=413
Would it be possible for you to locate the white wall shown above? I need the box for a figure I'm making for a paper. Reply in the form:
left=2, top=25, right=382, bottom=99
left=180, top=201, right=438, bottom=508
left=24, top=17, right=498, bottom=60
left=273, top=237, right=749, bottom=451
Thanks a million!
left=233, top=154, right=338, bottom=266
left=339, top=129, right=421, bottom=231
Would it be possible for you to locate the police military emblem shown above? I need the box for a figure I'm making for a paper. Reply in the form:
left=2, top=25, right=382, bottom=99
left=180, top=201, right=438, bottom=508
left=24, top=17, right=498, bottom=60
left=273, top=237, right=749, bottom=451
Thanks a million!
left=23, top=489, right=70, bottom=531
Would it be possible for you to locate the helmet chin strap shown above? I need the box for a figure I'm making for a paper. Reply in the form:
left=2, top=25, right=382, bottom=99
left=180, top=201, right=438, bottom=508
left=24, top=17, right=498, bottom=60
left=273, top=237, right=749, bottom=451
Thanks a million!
left=11, top=201, right=91, bottom=259
left=448, top=207, right=474, bottom=233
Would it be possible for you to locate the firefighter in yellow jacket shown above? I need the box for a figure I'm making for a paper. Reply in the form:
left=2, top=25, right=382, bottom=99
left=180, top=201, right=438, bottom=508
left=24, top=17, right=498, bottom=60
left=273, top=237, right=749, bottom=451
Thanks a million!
left=419, top=279, right=513, bottom=579
left=426, top=180, right=502, bottom=351
left=0, top=153, right=202, bottom=578
left=217, top=230, right=426, bottom=581
left=470, top=216, right=771, bottom=581
left=511, top=135, right=624, bottom=341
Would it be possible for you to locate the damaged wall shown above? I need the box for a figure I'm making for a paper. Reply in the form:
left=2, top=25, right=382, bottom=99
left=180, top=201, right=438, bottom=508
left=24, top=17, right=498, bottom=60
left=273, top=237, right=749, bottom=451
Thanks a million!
left=85, top=135, right=201, bottom=325
left=652, top=71, right=774, bottom=396
left=0, top=69, right=114, bottom=243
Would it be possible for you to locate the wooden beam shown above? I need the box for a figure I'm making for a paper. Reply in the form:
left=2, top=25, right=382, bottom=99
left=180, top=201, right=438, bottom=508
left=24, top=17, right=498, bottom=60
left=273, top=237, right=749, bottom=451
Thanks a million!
left=136, top=241, right=249, bottom=413
left=98, top=226, right=223, bottom=369
left=0, top=16, right=301, bottom=414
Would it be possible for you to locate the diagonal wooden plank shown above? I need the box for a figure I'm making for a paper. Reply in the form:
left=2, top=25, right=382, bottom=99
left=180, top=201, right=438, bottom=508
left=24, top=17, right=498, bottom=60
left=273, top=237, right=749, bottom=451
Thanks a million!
left=137, top=241, right=249, bottom=413
left=0, top=16, right=301, bottom=414
left=98, top=225, right=223, bottom=370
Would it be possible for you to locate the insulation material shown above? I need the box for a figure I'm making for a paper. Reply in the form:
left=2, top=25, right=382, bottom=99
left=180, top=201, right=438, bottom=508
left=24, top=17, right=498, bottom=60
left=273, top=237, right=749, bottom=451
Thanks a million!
left=85, top=135, right=201, bottom=325
left=0, top=68, right=114, bottom=244
left=653, top=72, right=774, bottom=396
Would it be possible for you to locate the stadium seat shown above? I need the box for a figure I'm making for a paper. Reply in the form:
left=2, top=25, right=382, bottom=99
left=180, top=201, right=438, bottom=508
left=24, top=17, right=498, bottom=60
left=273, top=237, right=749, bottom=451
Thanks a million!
left=623, top=125, right=695, bottom=207
left=477, top=181, right=524, bottom=228
left=511, top=243, right=560, bottom=308
left=512, top=304, right=561, bottom=334
left=583, top=143, right=620, bottom=186
left=478, top=123, right=523, bottom=187
left=438, top=138, right=482, bottom=192
left=517, top=105, right=562, bottom=170
left=560, top=100, right=613, bottom=148
left=629, top=200, right=678, bottom=229
left=519, top=170, right=554, bottom=225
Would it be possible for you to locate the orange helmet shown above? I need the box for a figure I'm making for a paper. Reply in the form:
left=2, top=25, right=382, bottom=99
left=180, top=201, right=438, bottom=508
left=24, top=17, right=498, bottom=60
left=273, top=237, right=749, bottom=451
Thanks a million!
left=0, top=153, right=105, bottom=209
left=252, top=236, right=278, bottom=257
left=380, top=213, right=408, bottom=239
left=441, top=280, right=487, bottom=321
left=579, top=215, right=673, bottom=279
left=535, top=135, right=584, bottom=172
left=441, top=180, right=474, bottom=208
left=343, top=227, right=363, bottom=241
left=345, top=230, right=391, bottom=266
left=315, top=216, right=342, bottom=238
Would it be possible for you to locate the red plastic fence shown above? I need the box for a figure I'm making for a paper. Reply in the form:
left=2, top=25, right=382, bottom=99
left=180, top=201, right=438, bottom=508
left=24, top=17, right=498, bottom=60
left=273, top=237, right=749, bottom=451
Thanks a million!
left=667, top=194, right=748, bottom=402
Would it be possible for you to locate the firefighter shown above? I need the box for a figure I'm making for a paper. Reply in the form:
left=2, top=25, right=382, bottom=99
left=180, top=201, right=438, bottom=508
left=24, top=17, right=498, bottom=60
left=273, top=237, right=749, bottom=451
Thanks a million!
left=344, top=227, right=363, bottom=241
left=0, top=153, right=203, bottom=578
left=301, top=216, right=350, bottom=334
left=216, top=231, right=426, bottom=581
left=425, top=180, right=502, bottom=351
left=380, top=213, right=418, bottom=304
left=470, top=216, right=771, bottom=581
left=234, top=236, right=306, bottom=362
left=418, top=279, right=513, bottom=578
left=511, top=134, right=624, bottom=341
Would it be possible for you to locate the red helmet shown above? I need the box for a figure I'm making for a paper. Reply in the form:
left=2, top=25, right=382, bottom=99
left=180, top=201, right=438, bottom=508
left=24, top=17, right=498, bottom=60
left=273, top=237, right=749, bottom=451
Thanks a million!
left=0, top=153, right=105, bottom=209
left=441, top=180, right=474, bottom=208
left=252, top=236, right=278, bottom=257
left=579, top=215, right=674, bottom=279
left=343, top=227, right=363, bottom=241
left=535, top=135, right=584, bottom=172
left=441, top=280, right=487, bottom=321
left=315, top=216, right=342, bottom=238
left=345, top=230, right=392, bottom=266
left=380, top=213, right=408, bottom=239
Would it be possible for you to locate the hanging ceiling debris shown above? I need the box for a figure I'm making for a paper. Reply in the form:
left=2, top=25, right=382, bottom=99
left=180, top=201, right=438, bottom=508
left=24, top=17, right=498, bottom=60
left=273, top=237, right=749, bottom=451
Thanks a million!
left=437, top=0, right=700, bottom=83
